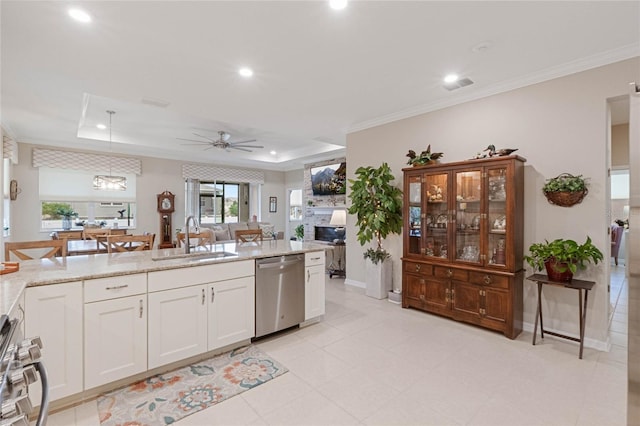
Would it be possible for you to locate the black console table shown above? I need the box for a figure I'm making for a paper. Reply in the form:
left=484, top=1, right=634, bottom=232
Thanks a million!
left=527, top=274, right=596, bottom=359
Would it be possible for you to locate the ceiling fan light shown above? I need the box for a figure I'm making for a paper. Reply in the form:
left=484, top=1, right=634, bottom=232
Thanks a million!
left=93, top=175, right=127, bottom=191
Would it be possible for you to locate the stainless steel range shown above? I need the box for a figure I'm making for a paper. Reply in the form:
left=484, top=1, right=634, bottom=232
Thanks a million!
left=0, top=314, right=49, bottom=426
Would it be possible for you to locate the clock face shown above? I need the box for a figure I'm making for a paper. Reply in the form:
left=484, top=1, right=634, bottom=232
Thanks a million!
left=162, top=198, right=171, bottom=210
left=157, top=193, right=175, bottom=213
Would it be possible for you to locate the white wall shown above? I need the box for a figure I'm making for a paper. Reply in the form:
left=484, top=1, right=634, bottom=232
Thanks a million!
left=9, top=143, right=287, bottom=242
left=345, top=57, right=640, bottom=348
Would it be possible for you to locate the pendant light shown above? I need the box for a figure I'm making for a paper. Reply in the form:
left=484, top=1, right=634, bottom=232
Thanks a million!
left=93, top=110, right=127, bottom=191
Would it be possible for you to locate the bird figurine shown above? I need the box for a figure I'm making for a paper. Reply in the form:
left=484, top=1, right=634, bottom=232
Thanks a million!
left=484, top=144, right=518, bottom=157
left=406, top=145, right=444, bottom=166
left=117, top=209, right=126, bottom=218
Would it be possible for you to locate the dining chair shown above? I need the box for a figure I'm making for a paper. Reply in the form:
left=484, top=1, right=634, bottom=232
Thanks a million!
left=5, top=240, right=67, bottom=261
left=176, top=229, right=214, bottom=249
left=106, top=234, right=154, bottom=253
left=83, top=227, right=112, bottom=240
left=235, top=229, right=263, bottom=244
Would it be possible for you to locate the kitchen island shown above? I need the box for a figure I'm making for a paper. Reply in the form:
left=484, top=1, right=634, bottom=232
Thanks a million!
left=0, top=240, right=328, bottom=409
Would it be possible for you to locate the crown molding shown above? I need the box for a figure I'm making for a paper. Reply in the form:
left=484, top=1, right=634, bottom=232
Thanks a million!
left=349, top=43, right=640, bottom=134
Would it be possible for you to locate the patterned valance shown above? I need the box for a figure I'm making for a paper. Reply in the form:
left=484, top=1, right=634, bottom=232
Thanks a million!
left=3, top=135, right=18, bottom=164
left=182, top=164, right=264, bottom=184
left=32, top=148, right=142, bottom=175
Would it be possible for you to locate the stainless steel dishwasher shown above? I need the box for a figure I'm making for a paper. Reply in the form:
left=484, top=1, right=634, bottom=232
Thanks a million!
left=255, top=254, right=305, bottom=338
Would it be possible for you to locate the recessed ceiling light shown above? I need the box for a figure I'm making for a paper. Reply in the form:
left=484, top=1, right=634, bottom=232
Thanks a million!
left=68, top=8, right=91, bottom=23
left=329, top=0, right=348, bottom=10
left=239, top=67, right=254, bottom=78
left=444, top=74, right=459, bottom=84
left=270, top=150, right=277, bottom=155
left=96, top=124, right=106, bottom=130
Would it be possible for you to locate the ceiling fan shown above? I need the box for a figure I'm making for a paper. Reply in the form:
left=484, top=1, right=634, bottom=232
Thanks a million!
left=177, top=131, right=264, bottom=152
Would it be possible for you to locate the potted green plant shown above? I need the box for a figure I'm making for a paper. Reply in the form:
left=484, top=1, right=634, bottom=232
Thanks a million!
left=294, top=224, right=304, bottom=241
left=524, top=236, right=603, bottom=282
left=55, top=205, right=79, bottom=230
left=348, top=163, right=403, bottom=298
left=542, top=173, right=589, bottom=207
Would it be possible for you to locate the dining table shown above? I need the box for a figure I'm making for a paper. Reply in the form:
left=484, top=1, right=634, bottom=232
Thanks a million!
left=66, top=238, right=143, bottom=255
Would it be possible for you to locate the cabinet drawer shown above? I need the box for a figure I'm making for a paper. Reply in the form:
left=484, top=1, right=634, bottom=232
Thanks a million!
left=434, top=266, right=468, bottom=281
left=148, top=260, right=254, bottom=292
left=84, top=273, right=147, bottom=303
left=468, top=271, right=508, bottom=289
left=305, top=251, right=325, bottom=267
left=404, top=261, right=431, bottom=275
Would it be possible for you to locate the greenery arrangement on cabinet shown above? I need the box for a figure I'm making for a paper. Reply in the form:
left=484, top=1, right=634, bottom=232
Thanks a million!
left=348, top=163, right=403, bottom=264
left=524, top=236, right=603, bottom=281
left=542, top=173, right=589, bottom=207
left=405, top=145, right=444, bottom=166
left=294, top=224, right=305, bottom=240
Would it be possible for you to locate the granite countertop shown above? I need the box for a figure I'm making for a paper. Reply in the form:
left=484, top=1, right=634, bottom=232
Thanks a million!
left=0, top=240, right=329, bottom=316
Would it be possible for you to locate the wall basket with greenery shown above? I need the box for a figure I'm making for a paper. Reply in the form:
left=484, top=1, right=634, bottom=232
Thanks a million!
left=542, top=173, right=588, bottom=207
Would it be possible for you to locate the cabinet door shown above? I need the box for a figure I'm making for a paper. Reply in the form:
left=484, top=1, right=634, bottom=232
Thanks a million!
left=84, top=295, right=147, bottom=389
left=405, top=173, right=423, bottom=257
left=25, top=282, right=83, bottom=402
left=424, top=172, right=451, bottom=260
left=148, top=285, right=207, bottom=369
left=482, top=287, right=509, bottom=325
left=454, top=168, right=483, bottom=266
left=486, top=165, right=510, bottom=269
left=305, top=264, right=325, bottom=320
left=208, top=277, right=255, bottom=350
left=403, top=273, right=426, bottom=309
left=451, top=281, right=482, bottom=323
left=423, top=278, right=450, bottom=315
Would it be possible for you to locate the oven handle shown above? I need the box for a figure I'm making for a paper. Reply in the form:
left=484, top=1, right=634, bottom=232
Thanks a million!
left=34, top=361, right=49, bottom=426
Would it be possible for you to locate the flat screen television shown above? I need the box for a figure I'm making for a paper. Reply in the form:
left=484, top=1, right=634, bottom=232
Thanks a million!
left=311, top=162, right=346, bottom=196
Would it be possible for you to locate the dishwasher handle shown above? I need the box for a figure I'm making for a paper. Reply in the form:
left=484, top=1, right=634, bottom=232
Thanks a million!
left=258, top=259, right=302, bottom=269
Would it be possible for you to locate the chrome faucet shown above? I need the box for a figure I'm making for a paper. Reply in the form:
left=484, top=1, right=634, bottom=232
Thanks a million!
left=184, top=215, right=200, bottom=254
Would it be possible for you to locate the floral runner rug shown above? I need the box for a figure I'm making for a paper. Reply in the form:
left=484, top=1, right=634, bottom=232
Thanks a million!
left=97, top=345, right=287, bottom=425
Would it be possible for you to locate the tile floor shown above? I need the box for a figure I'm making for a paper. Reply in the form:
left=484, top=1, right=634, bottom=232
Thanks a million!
left=45, top=269, right=629, bottom=426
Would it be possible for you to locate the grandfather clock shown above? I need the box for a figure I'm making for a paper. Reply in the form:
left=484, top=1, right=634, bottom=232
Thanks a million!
left=157, top=191, right=175, bottom=249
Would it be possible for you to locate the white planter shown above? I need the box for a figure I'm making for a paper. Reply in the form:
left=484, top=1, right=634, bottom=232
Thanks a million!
left=365, top=259, right=392, bottom=299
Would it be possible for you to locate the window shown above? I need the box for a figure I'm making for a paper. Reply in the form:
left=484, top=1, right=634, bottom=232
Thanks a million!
left=289, top=189, right=303, bottom=221
left=199, top=182, right=243, bottom=224
left=38, top=167, right=137, bottom=230
left=41, top=201, right=136, bottom=230
left=611, top=169, right=629, bottom=199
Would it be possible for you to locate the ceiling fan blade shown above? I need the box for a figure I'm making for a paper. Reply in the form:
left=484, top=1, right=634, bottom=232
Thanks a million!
left=231, top=145, right=264, bottom=149
left=231, top=146, right=254, bottom=152
left=229, top=139, right=256, bottom=145
left=177, top=138, right=211, bottom=144
left=192, top=133, right=216, bottom=142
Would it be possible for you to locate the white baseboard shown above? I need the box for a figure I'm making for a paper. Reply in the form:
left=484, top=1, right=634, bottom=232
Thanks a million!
left=344, top=278, right=365, bottom=289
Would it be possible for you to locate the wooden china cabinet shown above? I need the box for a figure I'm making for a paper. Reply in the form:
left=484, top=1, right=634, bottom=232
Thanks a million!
left=402, top=155, right=526, bottom=339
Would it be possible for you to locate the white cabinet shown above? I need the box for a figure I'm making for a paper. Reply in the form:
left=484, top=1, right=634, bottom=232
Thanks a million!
left=84, top=274, right=147, bottom=389
left=148, top=261, right=255, bottom=369
left=208, top=276, right=255, bottom=350
left=148, top=285, right=208, bottom=369
left=305, top=251, right=326, bottom=320
left=25, top=282, right=83, bottom=402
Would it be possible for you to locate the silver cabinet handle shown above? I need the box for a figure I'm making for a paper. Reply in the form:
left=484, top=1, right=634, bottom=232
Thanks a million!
left=105, top=284, right=129, bottom=290
left=202, top=288, right=205, bottom=305
left=139, top=299, right=143, bottom=318
left=307, top=269, right=310, bottom=282
left=211, top=287, right=215, bottom=303
left=310, top=256, right=321, bottom=261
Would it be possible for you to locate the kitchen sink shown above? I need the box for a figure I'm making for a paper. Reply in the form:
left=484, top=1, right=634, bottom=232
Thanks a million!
left=151, top=251, right=238, bottom=261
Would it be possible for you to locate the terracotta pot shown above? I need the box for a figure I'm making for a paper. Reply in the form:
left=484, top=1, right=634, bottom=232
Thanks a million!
left=544, top=259, right=574, bottom=282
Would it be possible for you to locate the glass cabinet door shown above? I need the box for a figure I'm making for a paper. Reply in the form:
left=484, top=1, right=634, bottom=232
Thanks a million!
left=487, top=167, right=508, bottom=267
left=407, top=175, right=422, bottom=256
left=424, top=173, right=449, bottom=259
left=454, top=169, right=482, bottom=264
